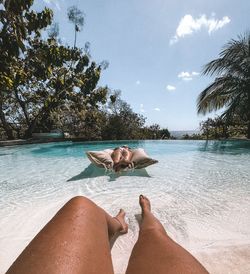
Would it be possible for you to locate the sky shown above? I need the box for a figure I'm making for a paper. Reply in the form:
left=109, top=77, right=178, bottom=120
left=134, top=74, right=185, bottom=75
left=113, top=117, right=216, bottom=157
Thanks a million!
left=35, top=0, right=250, bottom=131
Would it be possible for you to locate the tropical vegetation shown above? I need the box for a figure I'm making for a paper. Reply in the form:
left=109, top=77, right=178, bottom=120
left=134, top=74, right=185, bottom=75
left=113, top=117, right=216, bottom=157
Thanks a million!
left=198, top=116, right=246, bottom=139
left=197, top=33, right=250, bottom=139
left=0, top=0, right=169, bottom=141
left=1, top=1, right=248, bottom=142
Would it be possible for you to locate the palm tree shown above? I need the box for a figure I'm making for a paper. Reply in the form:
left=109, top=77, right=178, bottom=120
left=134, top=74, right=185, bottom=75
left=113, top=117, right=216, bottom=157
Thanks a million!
left=67, top=6, right=84, bottom=48
left=197, top=33, right=250, bottom=138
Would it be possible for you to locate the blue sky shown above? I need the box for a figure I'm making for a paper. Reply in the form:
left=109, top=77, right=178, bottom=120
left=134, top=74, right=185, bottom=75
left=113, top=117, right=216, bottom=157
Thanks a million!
left=36, top=0, right=249, bottom=130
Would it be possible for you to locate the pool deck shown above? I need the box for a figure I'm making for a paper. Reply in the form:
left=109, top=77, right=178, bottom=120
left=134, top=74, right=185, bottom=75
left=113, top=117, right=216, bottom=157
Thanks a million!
left=0, top=138, right=64, bottom=147
left=0, top=138, right=94, bottom=147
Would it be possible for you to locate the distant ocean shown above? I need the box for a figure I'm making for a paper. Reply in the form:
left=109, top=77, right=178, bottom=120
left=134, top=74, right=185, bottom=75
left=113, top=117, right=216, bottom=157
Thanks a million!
left=170, top=130, right=200, bottom=139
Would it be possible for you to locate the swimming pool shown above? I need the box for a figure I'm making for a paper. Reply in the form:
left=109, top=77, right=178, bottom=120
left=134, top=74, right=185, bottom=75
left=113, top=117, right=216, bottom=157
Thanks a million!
left=0, top=140, right=250, bottom=273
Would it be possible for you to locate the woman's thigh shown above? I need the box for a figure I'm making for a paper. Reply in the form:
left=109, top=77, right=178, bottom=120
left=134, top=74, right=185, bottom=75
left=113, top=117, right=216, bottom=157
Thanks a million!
left=7, top=196, right=114, bottom=274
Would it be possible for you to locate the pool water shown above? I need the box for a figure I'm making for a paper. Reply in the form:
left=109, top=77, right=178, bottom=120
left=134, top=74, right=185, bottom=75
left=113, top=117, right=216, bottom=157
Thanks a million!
left=0, top=140, right=250, bottom=273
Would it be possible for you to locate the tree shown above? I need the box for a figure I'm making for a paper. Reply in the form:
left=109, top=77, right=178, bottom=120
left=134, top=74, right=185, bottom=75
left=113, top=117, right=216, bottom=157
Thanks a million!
left=67, top=6, right=84, bottom=48
left=0, top=1, right=111, bottom=140
left=149, top=124, right=160, bottom=139
left=0, top=0, right=53, bottom=139
left=159, top=128, right=170, bottom=139
left=197, top=33, right=250, bottom=139
left=200, top=118, right=213, bottom=139
left=142, top=124, right=170, bottom=139
left=200, top=116, right=246, bottom=139
left=14, top=38, right=108, bottom=138
left=100, top=91, right=170, bottom=140
left=102, top=91, right=146, bottom=140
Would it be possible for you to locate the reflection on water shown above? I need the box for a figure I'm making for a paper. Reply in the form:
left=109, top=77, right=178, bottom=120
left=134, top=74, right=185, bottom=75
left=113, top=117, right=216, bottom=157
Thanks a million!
left=0, top=153, right=10, bottom=156
left=199, top=140, right=250, bottom=155
left=19, top=139, right=250, bottom=158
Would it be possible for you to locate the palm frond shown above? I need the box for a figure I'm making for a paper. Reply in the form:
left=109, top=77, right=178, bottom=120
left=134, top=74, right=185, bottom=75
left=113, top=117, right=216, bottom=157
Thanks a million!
left=202, top=33, right=250, bottom=77
left=198, top=32, right=250, bottom=121
left=221, top=92, right=248, bottom=121
left=197, top=75, right=244, bottom=114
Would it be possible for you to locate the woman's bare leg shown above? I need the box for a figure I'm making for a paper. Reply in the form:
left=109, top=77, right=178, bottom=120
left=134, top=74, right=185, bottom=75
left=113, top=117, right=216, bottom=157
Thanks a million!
left=7, top=196, right=128, bottom=274
left=111, top=148, right=122, bottom=165
left=121, top=149, right=133, bottom=168
left=126, top=195, right=209, bottom=274
left=122, top=148, right=132, bottom=162
left=112, top=148, right=124, bottom=172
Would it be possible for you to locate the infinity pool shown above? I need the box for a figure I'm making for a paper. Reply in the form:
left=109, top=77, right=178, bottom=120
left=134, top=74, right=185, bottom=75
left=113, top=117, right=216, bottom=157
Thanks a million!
left=0, top=140, right=250, bottom=273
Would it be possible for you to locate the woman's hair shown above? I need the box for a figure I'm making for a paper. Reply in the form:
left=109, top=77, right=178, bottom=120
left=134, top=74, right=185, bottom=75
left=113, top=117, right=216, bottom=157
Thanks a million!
left=121, top=145, right=131, bottom=149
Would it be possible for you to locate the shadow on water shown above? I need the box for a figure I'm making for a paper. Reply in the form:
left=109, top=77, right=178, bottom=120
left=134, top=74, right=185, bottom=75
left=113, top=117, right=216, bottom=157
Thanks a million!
left=67, top=164, right=151, bottom=182
left=198, top=140, right=250, bottom=155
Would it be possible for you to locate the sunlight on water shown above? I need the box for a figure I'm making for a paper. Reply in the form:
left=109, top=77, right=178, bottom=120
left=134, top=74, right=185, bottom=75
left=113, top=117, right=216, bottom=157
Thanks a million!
left=0, top=140, right=250, bottom=273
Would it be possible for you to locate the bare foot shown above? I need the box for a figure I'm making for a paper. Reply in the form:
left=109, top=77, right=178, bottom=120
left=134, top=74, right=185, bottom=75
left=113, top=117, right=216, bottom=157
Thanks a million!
left=139, top=195, right=151, bottom=216
left=114, top=209, right=128, bottom=234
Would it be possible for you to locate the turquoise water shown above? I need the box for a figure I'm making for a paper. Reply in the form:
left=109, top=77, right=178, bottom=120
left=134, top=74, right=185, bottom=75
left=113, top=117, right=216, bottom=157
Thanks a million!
left=0, top=140, right=250, bottom=273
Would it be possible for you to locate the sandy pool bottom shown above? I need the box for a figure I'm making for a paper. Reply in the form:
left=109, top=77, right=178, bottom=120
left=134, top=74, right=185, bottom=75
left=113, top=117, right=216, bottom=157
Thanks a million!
left=1, top=196, right=250, bottom=274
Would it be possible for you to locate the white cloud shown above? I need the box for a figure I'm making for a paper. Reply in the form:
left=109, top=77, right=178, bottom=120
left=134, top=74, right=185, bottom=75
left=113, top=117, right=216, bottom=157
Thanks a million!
left=178, top=71, right=199, bottom=81
left=166, top=85, right=176, bottom=91
left=182, top=77, right=192, bottom=81
left=136, top=80, right=141, bottom=85
left=140, top=103, right=145, bottom=113
left=154, top=107, right=160, bottom=111
left=170, top=14, right=230, bottom=44
left=192, top=71, right=199, bottom=76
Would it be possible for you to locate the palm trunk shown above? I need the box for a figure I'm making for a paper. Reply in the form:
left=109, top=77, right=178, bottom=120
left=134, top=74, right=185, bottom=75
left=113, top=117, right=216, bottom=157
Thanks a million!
left=74, top=25, right=77, bottom=48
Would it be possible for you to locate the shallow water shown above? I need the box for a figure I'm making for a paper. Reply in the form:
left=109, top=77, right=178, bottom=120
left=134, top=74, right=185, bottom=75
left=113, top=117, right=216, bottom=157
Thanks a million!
left=0, top=140, right=250, bottom=273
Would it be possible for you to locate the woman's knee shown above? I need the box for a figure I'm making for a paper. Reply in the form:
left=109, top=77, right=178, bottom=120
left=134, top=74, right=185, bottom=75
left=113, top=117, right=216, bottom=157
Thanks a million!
left=65, top=196, right=99, bottom=213
left=139, top=226, right=168, bottom=240
left=61, top=196, right=106, bottom=224
left=68, top=195, right=92, bottom=204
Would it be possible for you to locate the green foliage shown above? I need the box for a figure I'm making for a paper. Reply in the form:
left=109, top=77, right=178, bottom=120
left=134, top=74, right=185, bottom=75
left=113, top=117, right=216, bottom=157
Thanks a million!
left=0, top=0, right=53, bottom=139
left=101, top=91, right=146, bottom=140
left=197, top=33, right=250, bottom=138
left=0, top=2, right=109, bottom=140
left=199, top=116, right=247, bottom=139
left=14, top=38, right=108, bottom=138
left=142, top=124, right=170, bottom=139
left=0, top=1, right=52, bottom=60
left=181, top=134, right=203, bottom=140
left=99, top=91, right=170, bottom=140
